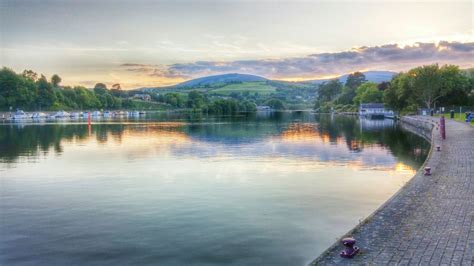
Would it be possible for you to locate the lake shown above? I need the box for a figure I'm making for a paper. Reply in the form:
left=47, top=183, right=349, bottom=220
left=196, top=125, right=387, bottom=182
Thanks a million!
left=0, top=112, right=429, bottom=265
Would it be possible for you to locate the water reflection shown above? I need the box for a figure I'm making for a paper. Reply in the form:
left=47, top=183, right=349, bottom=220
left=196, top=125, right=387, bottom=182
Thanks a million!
left=0, top=113, right=429, bottom=169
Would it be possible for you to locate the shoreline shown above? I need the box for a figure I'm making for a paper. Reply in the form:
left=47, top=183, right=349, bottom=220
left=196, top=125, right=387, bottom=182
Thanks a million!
left=311, top=116, right=473, bottom=265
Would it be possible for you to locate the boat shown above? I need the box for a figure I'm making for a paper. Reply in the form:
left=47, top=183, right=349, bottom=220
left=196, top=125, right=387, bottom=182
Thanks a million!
left=138, top=111, right=146, bottom=115
left=10, top=109, right=31, bottom=121
left=52, top=110, right=70, bottom=118
left=103, top=111, right=112, bottom=118
left=69, top=112, right=81, bottom=119
left=113, top=111, right=126, bottom=117
left=91, top=111, right=101, bottom=117
left=32, top=112, right=47, bottom=119
left=129, top=111, right=140, bottom=116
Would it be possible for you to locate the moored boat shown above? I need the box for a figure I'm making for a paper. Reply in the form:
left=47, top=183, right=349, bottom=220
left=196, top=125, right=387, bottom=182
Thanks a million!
left=91, top=111, right=101, bottom=117
left=32, top=112, right=47, bottom=119
left=103, top=111, right=112, bottom=118
left=70, top=112, right=81, bottom=119
left=53, top=110, right=70, bottom=118
left=10, top=109, right=31, bottom=121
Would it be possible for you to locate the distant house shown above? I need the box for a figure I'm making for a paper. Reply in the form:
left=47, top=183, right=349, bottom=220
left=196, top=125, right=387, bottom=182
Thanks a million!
left=133, top=93, right=151, bottom=101
left=359, top=103, right=394, bottom=119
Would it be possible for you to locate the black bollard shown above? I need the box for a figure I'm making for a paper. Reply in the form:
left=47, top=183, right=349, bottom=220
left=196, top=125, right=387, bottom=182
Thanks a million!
left=340, top=237, right=359, bottom=258
left=424, top=167, right=431, bottom=176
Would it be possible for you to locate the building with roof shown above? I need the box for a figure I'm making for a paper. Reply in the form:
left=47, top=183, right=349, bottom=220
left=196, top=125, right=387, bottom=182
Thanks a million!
left=359, top=103, right=394, bottom=119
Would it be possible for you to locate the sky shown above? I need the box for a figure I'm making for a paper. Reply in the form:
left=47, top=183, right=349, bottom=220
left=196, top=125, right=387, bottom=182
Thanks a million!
left=1, top=0, right=473, bottom=89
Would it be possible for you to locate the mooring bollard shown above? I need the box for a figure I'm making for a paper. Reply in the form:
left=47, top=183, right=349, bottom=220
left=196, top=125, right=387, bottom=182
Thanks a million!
left=340, top=237, right=359, bottom=258
left=440, top=116, right=446, bottom=140
left=424, top=167, right=431, bottom=176
left=436, top=146, right=441, bottom=151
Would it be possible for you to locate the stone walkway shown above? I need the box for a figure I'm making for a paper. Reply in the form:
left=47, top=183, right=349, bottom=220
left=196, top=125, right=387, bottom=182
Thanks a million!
left=312, top=117, right=473, bottom=265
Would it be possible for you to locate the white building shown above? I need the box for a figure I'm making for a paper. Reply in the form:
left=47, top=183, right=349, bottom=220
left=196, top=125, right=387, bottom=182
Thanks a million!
left=359, top=103, right=394, bottom=119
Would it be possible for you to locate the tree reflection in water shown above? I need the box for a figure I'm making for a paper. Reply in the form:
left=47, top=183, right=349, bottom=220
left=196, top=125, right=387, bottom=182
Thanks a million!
left=0, top=113, right=429, bottom=169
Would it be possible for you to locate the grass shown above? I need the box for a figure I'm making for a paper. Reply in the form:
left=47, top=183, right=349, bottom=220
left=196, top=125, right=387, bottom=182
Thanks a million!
left=435, top=112, right=474, bottom=124
left=209, top=82, right=276, bottom=95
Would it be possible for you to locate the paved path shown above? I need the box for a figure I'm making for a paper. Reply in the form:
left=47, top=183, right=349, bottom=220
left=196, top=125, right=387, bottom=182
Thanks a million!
left=312, top=117, right=473, bottom=265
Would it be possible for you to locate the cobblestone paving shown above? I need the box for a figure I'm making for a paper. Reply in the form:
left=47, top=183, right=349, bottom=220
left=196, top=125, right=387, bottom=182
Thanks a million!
left=312, top=117, right=473, bottom=265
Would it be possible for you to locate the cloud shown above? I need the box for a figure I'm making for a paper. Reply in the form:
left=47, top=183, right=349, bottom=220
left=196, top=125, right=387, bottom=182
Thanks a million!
left=121, top=64, right=191, bottom=79
left=121, top=41, right=474, bottom=82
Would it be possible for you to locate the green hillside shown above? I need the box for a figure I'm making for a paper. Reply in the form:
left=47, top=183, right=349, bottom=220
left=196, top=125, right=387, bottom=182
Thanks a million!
left=209, top=81, right=276, bottom=95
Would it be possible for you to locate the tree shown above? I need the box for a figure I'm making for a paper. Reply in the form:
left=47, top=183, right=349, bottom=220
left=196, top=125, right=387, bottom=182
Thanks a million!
left=331, top=72, right=367, bottom=105
left=408, top=64, right=460, bottom=109
left=264, top=98, right=286, bottom=110
left=438, top=65, right=470, bottom=106
left=377, top=81, right=390, bottom=91
left=317, top=79, right=343, bottom=102
left=112, top=83, right=121, bottom=90
left=187, top=90, right=206, bottom=109
left=37, top=75, right=57, bottom=109
left=22, top=70, right=38, bottom=81
left=354, top=82, right=383, bottom=104
left=0, top=67, right=37, bottom=109
left=345, top=72, right=367, bottom=90
left=94, top=83, right=107, bottom=90
left=51, top=74, right=62, bottom=87
left=383, top=73, right=411, bottom=113
left=240, top=100, right=257, bottom=112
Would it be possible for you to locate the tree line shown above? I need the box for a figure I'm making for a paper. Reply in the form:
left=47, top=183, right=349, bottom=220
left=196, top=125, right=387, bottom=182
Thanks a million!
left=383, top=64, right=473, bottom=112
left=154, top=90, right=272, bottom=114
left=315, top=64, right=474, bottom=113
left=0, top=67, right=266, bottom=114
left=0, top=68, right=136, bottom=111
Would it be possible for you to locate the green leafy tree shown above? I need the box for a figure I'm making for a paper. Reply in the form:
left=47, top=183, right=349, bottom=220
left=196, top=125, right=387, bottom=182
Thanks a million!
left=51, top=74, right=62, bottom=87
left=187, top=90, right=206, bottom=109
left=407, top=64, right=464, bottom=109
left=335, top=72, right=367, bottom=105
left=383, top=73, right=411, bottom=113
left=264, top=98, right=286, bottom=110
left=22, top=70, right=38, bottom=81
left=345, top=72, right=367, bottom=90
left=354, top=82, right=383, bottom=104
left=37, top=75, right=57, bottom=109
left=317, top=79, right=343, bottom=102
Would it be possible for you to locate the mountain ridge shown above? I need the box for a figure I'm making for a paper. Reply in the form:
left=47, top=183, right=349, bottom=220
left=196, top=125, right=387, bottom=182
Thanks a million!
left=139, top=71, right=397, bottom=91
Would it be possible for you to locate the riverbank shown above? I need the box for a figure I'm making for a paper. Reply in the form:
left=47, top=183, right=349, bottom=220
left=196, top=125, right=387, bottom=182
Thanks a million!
left=311, top=116, right=473, bottom=265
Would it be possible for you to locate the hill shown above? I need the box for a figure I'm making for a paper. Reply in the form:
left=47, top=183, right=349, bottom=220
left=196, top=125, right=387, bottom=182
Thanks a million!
left=174, top=73, right=267, bottom=88
left=309, top=71, right=397, bottom=84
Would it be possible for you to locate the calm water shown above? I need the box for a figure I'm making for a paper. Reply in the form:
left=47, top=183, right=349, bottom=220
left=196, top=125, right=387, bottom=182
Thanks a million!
left=0, top=112, right=429, bottom=265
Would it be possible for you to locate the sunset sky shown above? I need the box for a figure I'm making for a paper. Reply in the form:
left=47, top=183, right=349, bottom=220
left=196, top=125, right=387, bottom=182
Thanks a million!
left=1, top=0, right=473, bottom=89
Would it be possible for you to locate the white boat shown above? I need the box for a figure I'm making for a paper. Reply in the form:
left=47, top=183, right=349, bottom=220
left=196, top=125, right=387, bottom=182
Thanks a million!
left=10, top=110, right=31, bottom=120
left=32, top=112, right=47, bottom=119
left=113, top=111, right=126, bottom=117
left=53, top=110, right=70, bottom=118
left=69, top=112, right=81, bottom=119
left=103, top=111, right=112, bottom=118
left=129, top=111, right=140, bottom=116
left=91, top=111, right=101, bottom=117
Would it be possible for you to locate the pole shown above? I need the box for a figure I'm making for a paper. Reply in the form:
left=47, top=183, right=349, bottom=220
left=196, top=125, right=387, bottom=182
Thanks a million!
left=440, top=116, right=446, bottom=140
